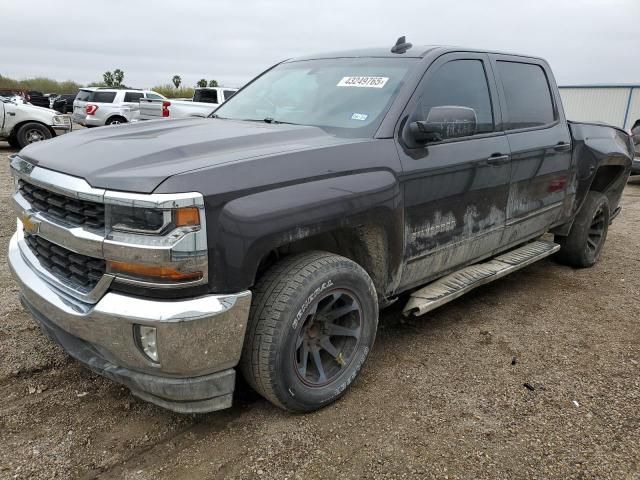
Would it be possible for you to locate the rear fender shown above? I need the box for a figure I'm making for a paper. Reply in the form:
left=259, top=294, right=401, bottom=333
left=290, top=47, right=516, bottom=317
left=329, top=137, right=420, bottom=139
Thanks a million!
left=555, top=122, right=633, bottom=234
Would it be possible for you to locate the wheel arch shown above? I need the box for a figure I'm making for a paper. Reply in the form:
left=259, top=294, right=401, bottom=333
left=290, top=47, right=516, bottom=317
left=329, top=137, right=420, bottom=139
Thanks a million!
left=11, top=120, right=55, bottom=139
left=106, top=115, right=128, bottom=124
left=208, top=170, right=404, bottom=299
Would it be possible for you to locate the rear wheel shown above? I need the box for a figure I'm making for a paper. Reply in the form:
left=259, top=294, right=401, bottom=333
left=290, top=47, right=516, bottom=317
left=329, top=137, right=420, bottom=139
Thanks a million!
left=240, top=251, right=378, bottom=412
left=16, top=122, right=52, bottom=148
left=555, top=191, right=610, bottom=267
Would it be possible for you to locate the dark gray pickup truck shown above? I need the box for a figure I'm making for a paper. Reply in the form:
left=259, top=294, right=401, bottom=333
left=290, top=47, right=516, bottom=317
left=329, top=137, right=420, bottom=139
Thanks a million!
left=8, top=39, right=633, bottom=414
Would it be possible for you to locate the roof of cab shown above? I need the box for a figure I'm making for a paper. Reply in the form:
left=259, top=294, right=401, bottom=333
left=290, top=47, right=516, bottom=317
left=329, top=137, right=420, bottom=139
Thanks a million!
left=288, top=46, right=440, bottom=61
left=287, top=45, right=545, bottom=62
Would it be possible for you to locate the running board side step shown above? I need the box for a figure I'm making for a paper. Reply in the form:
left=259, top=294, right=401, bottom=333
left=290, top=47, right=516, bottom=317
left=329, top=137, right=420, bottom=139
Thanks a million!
left=403, top=240, right=560, bottom=317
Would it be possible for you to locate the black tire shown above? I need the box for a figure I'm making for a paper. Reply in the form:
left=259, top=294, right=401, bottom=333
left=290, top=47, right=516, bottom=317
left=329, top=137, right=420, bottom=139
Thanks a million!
left=240, top=251, right=378, bottom=413
left=16, top=122, right=52, bottom=148
left=8, top=135, right=19, bottom=149
left=555, top=191, right=610, bottom=268
left=106, top=116, right=127, bottom=126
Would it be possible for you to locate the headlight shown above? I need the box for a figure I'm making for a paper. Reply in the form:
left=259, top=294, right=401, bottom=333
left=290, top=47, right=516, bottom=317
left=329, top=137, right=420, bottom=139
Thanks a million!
left=109, top=205, right=199, bottom=235
left=104, top=194, right=208, bottom=287
left=52, top=115, right=70, bottom=125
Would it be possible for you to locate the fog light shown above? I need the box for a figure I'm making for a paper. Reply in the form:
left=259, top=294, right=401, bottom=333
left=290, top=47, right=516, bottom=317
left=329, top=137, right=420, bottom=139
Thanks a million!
left=135, top=325, right=159, bottom=363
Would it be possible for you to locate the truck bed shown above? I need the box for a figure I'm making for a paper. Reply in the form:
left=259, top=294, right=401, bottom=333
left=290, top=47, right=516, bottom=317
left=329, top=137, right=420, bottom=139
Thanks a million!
left=139, top=98, right=218, bottom=121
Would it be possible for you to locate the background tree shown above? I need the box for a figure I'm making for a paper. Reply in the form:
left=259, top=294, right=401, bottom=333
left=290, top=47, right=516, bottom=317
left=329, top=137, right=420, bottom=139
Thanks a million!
left=103, top=71, right=114, bottom=87
left=208, top=79, right=218, bottom=87
left=196, top=78, right=207, bottom=88
left=172, top=75, right=182, bottom=89
left=113, top=69, right=125, bottom=87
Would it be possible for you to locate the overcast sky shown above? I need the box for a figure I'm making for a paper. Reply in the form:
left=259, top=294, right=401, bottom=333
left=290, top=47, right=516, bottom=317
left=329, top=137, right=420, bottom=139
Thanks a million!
left=1, top=0, right=638, bottom=90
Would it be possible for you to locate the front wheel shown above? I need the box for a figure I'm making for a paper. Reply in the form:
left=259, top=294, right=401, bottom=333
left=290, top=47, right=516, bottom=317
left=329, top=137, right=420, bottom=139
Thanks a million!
left=16, top=122, right=52, bottom=148
left=240, top=251, right=378, bottom=412
left=8, top=135, right=20, bottom=149
left=555, top=191, right=610, bottom=267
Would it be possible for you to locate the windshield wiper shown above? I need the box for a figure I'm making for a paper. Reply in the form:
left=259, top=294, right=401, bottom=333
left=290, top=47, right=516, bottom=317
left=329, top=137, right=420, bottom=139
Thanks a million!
left=262, top=117, right=300, bottom=125
left=214, top=117, right=301, bottom=125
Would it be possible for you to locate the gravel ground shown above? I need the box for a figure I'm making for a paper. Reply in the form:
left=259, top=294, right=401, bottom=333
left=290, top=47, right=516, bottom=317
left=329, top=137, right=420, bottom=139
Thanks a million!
left=0, top=140, right=639, bottom=480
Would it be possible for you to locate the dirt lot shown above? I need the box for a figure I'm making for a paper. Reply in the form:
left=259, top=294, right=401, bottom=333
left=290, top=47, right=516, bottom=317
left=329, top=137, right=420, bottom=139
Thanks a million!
left=0, top=141, right=639, bottom=480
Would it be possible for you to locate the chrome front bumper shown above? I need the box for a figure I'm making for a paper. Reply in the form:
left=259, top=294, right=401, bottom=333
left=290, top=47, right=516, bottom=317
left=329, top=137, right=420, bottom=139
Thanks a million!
left=8, top=231, right=252, bottom=413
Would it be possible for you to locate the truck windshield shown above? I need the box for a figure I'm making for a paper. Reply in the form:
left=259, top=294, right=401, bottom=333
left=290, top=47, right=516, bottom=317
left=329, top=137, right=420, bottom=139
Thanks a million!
left=213, top=57, right=417, bottom=137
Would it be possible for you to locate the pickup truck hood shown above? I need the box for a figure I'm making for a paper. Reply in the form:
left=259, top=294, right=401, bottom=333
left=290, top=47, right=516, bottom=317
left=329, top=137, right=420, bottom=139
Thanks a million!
left=12, top=103, right=58, bottom=116
left=19, top=118, right=357, bottom=193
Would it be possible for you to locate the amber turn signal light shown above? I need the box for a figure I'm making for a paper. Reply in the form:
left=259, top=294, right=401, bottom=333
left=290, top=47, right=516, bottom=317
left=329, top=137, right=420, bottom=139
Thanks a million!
left=175, top=207, right=200, bottom=227
left=108, top=261, right=202, bottom=282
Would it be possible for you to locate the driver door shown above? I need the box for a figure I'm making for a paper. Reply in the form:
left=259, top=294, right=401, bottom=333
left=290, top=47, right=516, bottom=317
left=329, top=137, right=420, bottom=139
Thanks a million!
left=395, top=53, right=512, bottom=290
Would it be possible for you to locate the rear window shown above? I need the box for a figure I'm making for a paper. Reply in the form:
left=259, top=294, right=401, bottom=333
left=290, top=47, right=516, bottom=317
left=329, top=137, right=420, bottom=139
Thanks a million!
left=497, top=61, right=555, bottom=130
left=124, top=92, right=144, bottom=102
left=193, top=89, right=218, bottom=104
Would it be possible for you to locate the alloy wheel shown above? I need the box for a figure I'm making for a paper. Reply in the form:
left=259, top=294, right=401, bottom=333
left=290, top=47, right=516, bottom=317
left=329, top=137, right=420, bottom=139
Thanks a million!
left=294, top=289, right=363, bottom=387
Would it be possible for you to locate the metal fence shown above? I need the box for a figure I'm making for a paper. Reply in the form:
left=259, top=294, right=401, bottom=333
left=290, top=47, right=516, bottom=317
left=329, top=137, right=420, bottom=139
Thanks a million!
left=559, top=85, right=640, bottom=130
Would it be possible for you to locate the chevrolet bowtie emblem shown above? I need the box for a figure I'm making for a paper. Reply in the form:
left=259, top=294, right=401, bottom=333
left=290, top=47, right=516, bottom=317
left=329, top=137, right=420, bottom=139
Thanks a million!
left=21, top=212, right=40, bottom=235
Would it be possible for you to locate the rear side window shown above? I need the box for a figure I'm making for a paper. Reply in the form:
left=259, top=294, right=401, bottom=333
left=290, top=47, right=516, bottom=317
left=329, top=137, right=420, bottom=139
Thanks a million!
left=90, top=91, right=117, bottom=103
left=124, top=92, right=144, bottom=102
left=415, top=59, right=494, bottom=134
left=222, top=90, right=236, bottom=101
left=497, top=61, right=555, bottom=130
left=193, top=89, right=218, bottom=103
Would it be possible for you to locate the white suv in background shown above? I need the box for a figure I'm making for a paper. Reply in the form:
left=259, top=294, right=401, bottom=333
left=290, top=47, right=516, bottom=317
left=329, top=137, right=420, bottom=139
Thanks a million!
left=72, top=88, right=165, bottom=127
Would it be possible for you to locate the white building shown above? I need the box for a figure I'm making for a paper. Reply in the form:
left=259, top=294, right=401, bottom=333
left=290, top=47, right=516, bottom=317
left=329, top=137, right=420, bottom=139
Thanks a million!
left=559, top=85, right=640, bottom=130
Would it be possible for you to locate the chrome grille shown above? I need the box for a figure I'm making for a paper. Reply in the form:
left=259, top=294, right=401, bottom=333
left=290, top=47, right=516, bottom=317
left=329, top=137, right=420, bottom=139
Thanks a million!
left=19, top=179, right=105, bottom=229
left=24, top=233, right=106, bottom=289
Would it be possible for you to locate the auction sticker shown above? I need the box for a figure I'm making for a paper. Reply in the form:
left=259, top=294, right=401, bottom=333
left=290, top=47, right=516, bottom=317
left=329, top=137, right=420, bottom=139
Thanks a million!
left=337, top=76, right=389, bottom=88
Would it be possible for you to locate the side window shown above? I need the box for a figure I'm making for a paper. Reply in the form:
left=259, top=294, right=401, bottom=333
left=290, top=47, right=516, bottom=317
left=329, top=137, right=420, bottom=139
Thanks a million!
left=124, top=92, right=144, bottom=103
left=222, top=90, right=236, bottom=101
left=146, top=93, right=163, bottom=100
left=91, top=92, right=116, bottom=103
left=414, top=59, right=494, bottom=136
left=497, top=61, right=555, bottom=130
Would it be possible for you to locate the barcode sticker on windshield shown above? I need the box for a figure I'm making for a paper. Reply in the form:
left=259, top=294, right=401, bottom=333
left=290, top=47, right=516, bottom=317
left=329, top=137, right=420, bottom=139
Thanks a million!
left=337, top=76, right=389, bottom=88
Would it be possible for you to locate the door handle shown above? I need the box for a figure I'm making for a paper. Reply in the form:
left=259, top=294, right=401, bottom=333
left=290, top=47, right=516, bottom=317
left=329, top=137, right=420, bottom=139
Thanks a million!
left=485, top=154, right=510, bottom=166
left=554, top=142, right=571, bottom=151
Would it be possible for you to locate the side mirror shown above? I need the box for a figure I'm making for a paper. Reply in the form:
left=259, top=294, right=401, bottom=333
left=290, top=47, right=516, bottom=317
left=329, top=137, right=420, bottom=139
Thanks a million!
left=408, top=106, right=477, bottom=144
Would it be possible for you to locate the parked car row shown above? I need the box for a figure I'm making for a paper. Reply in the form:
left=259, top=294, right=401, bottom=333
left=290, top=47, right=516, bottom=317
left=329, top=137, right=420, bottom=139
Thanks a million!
left=1, top=83, right=239, bottom=132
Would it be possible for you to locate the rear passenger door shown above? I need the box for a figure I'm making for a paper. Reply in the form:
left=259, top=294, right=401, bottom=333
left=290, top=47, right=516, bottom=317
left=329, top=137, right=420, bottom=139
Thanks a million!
left=490, top=55, right=572, bottom=246
left=395, top=53, right=512, bottom=291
